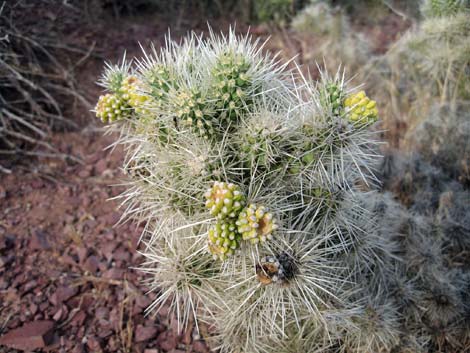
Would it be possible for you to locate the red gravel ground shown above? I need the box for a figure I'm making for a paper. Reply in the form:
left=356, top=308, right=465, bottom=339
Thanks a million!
left=0, top=9, right=215, bottom=353
left=0, top=130, right=210, bottom=353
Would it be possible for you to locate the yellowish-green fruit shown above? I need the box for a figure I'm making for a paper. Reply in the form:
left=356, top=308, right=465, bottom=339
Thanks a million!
left=236, top=204, right=277, bottom=244
left=344, top=91, right=378, bottom=125
left=205, top=181, right=246, bottom=219
left=121, top=76, right=149, bottom=115
left=208, top=219, right=242, bottom=260
left=95, top=93, right=132, bottom=123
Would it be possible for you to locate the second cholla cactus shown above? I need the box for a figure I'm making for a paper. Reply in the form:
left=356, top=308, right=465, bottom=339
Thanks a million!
left=94, top=29, right=405, bottom=353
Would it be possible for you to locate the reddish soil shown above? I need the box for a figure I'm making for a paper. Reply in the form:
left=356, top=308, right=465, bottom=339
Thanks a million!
left=0, top=130, right=211, bottom=353
left=0, top=9, right=216, bottom=353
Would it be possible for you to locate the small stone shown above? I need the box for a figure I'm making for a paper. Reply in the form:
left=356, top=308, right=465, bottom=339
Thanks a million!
left=95, top=307, right=109, bottom=320
left=50, top=286, right=78, bottom=306
left=135, top=295, right=151, bottom=309
left=52, top=308, right=63, bottom=321
left=135, top=324, right=158, bottom=342
left=30, top=230, right=51, bottom=250
left=0, top=320, right=54, bottom=350
left=30, top=303, right=38, bottom=315
left=86, top=336, right=102, bottom=351
left=70, top=311, right=86, bottom=326
left=192, top=340, right=209, bottom=353
left=83, top=255, right=100, bottom=274
left=24, top=280, right=37, bottom=292
left=78, top=169, right=91, bottom=178
left=0, top=185, right=6, bottom=199
left=157, top=331, right=177, bottom=351
left=97, top=329, right=112, bottom=338
left=95, top=159, right=108, bottom=175
left=103, top=268, right=125, bottom=280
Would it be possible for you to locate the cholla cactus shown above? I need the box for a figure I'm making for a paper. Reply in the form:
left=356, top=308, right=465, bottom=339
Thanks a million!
left=421, top=0, right=470, bottom=18
left=94, top=29, right=415, bottom=352
left=366, top=10, right=470, bottom=146
left=292, top=1, right=372, bottom=74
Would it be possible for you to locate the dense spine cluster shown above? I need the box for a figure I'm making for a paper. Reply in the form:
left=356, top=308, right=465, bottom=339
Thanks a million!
left=93, top=30, right=425, bottom=353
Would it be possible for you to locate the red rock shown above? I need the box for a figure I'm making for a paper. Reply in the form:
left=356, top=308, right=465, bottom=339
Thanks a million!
left=144, top=350, right=160, bottom=353
left=157, top=331, right=178, bottom=351
left=70, top=311, right=86, bottom=326
left=50, top=286, right=78, bottom=306
left=86, top=336, right=102, bottom=351
left=113, top=247, right=130, bottom=262
left=192, top=340, right=209, bottom=353
left=30, top=303, right=38, bottom=315
left=135, top=294, right=152, bottom=309
left=78, top=169, right=91, bottom=178
left=135, top=324, right=158, bottom=343
left=0, top=185, right=6, bottom=198
left=95, top=307, right=109, bottom=320
left=24, top=280, right=37, bottom=292
left=83, top=255, right=100, bottom=274
left=52, top=307, right=63, bottom=321
left=76, top=247, right=89, bottom=264
left=103, top=268, right=125, bottom=280
left=31, top=180, right=44, bottom=189
left=101, top=241, right=117, bottom=261
left=71, top=345, right=86, bottom=353
left=30, top=230, right=51, bottom=250
left=0, top=320, right=54, bottom=350
left=98, top=328, right=113, bottom=338
left=181, top=322, right=193, bottom=345
left=95, top=159, right=108, bottom=175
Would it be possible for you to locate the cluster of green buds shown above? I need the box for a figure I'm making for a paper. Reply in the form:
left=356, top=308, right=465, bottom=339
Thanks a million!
left=320, top=83, right=345, bottom=116
left=204, top=182, right=277, bottom=259
left=205, top=182, right=246, bottom=219
left=145, top=64, right=172, bottom=105
left=95, top=74, right=148, bottom=123
left=423, top=0, right=469, bottom=17
left=344, top=91, right=378, bottom=125
left=211, top=51, right=252, bottom=123
left=121, top=76, right=149, bottom=115
left=236, top=204, right=277, bottom=244
left=288, top=124, right=317, bottom=174
left=95, top=93, right=132, bottom=123
left=239, top=127, right=282, bottom=170
left=208, top=219, right=242, bottom=260
left=174, top=88, right=214, bottom=139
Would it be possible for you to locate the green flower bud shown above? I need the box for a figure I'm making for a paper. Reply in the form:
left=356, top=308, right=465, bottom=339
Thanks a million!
left=344, top=91, right=379, bottom=126
left=236, top=204, right=278, bottom=244
left=205, top=181, right=245, bottom=219
left=320, top=83, right=345, bottom=116
left=95, top=93, right=132, bottom=123
left=208, top=219, right=242, bottom=261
